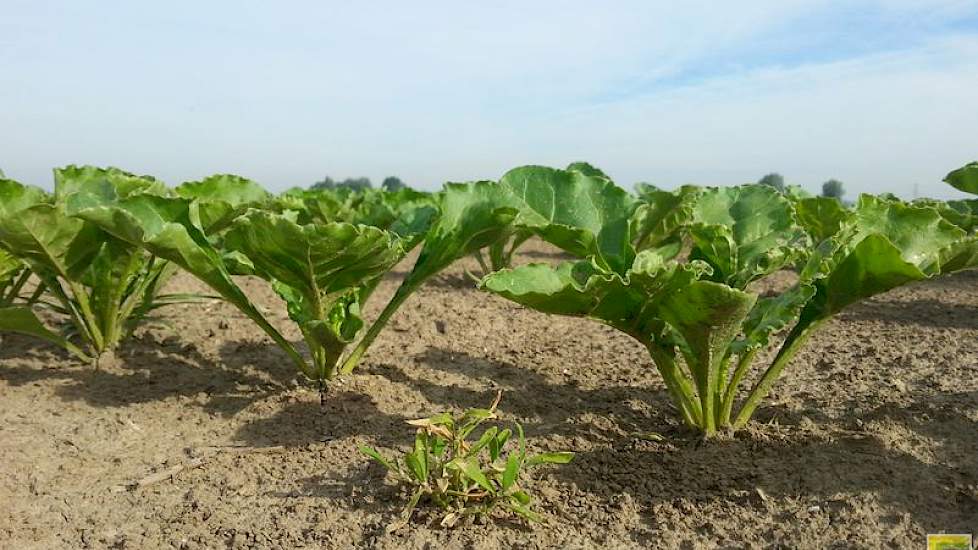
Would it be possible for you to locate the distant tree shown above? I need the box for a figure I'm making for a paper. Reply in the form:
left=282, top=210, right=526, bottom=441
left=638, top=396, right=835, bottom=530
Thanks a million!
left=382, top=176, right=406, bottom=192
left=311, top=175, right=336, bottom=190
left=758, top=173, right=785, bottom=193
left=310, top=175, right=375, bottom=192
left=338, top=177, right=372, bottom=191
left=821, top=179, right=845, bottom=200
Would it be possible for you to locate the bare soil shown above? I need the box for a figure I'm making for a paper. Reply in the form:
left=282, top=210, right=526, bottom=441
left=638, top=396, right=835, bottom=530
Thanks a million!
left=1, top=242, right=977, bottom=549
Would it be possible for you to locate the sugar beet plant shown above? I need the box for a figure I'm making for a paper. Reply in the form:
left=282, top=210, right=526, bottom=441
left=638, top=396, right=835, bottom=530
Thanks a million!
left=0, top=167, right=191, bottom=364
left=222, top=211, right=407, bottom=382
left=0, top=166, right=278, bottom=365
left=482, top=168, right=978, bottom=436
left=68, top=175, right=435, bottom=386
left=360, top=393, right=573, bottom=530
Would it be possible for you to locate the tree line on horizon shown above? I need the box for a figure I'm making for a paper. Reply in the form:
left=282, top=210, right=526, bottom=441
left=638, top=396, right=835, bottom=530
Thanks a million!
left=307, top=170, right=847, bottom=200
left=758, top=172, right=845, bottom=200
left=311, top=175, right=408, bottom=192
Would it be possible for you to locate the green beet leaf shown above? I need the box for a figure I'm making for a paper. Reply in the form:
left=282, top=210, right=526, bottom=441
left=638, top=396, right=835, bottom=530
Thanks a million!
left=0, top=178, right=50, bottom=218
left=54, top=165, right=168, bottom=202
left=793, top=196, right=851, bottom=243
left=0, top=172, right=178, bottom=362
left=944, top=161, right=978, bottom=195
left=499, top=165, right=636, bottom=272
left=689, top=185, right=809, bottom=288
left=631, top=184, right=700, bottom=256
left=565, top=161, right=611, bottom=179
left=176, top=174, right=271, bottom=233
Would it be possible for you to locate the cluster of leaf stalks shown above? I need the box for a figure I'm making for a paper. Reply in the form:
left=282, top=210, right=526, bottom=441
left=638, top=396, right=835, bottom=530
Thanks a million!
left=2, top=161, right=977, bottom=440
left=0, top=168, right=205, bottom=364
left=360, top=393, right=573, bottom=530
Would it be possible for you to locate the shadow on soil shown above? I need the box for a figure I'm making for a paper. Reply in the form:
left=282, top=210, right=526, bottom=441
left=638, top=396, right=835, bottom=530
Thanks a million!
left=424, top=273, right=480, bottom=290
left=559, top=382, right=978, bottom=543
left=4, top=320, right=976, bottom=541
left=0, top=332, right=297, bottom=416
left=841, top=298, right=978, bottom=329
left=228, top=346, right=672, bottom=450
left=230, top=345, right=978, bottom=542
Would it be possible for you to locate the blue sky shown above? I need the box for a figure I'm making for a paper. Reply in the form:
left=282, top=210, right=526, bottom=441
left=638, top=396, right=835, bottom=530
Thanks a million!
left=1, top=1, right=977, bottom=198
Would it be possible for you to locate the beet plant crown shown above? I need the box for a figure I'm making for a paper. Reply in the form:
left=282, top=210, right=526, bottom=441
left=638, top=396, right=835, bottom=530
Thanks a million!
left=482, top=167, right=978, bottom=435
left=224, top=211, right=405, bottom=381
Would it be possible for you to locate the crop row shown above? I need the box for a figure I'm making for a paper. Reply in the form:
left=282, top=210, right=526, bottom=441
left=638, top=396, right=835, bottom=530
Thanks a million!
left=2, top=162, right=977, bottom=438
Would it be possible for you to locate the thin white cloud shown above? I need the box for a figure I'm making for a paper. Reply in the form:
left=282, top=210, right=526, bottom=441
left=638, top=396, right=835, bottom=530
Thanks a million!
left=535, top=35, right=978, bottom=198
left=0, top=1, right=975, bottom=198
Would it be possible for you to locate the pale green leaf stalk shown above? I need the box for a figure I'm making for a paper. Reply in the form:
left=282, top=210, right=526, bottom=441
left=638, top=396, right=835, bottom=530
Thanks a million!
left=0, top=249, right=31, bottom=307
left=0, top=306, right=90, bottom=361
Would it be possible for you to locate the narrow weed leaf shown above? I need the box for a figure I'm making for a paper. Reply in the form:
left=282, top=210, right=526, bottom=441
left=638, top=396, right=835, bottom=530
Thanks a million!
left=359, top=445, right=398, bottom=473
left=460, top=458, right=495, bottom=494
left=526, top=452, right=575, bottom=466
left=507, top=502, right=544, bottom=523
left=489, top=428, right=512, bottom=462
left=468, top=427, right=499, bottom=457
left=502, top=454, right=521, bottom=492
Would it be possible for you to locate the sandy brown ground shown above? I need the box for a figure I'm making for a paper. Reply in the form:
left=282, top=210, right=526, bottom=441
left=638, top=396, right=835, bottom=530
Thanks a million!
left=1, top=241, right=977, bottom=549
